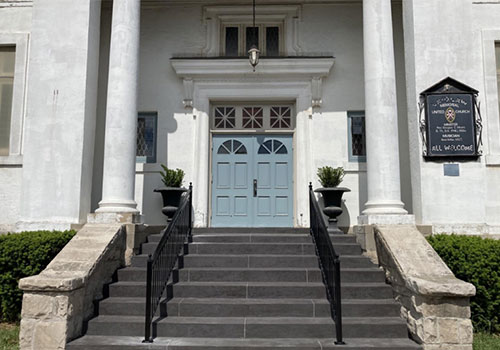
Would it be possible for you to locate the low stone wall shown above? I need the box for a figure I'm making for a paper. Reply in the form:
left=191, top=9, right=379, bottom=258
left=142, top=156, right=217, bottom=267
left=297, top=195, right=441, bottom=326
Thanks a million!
left=18, top=223, right=126, bottom=350
left=374, top=225, right=476, bottom=350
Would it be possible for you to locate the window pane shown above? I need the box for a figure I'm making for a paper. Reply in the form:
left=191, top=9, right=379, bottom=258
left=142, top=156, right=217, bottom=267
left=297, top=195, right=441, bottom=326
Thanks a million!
left=246, top=27, right=259, bottom=53
left=0, top=82, right=13, bottom=156
left=0, top=47, right=15, bottom=76
left=266, top=27, right=279, bottom=56
left=351, top=116, right=366, bottom=157
left=225, top=27, right=239, bottom=57
left=136, top=114, right=157, bottom=163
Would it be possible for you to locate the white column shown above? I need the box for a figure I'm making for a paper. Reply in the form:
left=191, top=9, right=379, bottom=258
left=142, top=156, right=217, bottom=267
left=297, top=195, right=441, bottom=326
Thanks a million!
left=360, top=0, right=412, bottom=224
left=97, top=0, right=141, bottom=213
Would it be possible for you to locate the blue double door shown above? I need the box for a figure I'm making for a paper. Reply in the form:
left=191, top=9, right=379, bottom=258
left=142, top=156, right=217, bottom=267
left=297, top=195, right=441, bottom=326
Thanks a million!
left=211, top=134, right=293, bottom=227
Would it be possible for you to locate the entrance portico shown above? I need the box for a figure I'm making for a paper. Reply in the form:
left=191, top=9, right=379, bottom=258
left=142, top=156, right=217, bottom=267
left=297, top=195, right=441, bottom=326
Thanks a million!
left=94, top=0, right=412, bottom=227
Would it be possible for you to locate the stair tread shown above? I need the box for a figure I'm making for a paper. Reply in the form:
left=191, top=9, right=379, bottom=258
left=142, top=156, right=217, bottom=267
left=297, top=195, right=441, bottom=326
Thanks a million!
left=111, top=281, right=389, bottom=287
left=91, top=315, right=406, bottom=324
left=69, top=335, right=422, bottom=348
left=121, top=266, right=380, bottom=272
left=101, top=297, right=398, bottom=305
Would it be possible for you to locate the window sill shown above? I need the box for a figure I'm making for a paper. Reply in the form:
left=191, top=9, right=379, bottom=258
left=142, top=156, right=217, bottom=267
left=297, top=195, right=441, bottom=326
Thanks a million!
left=0, top=155, right=23, bottom=166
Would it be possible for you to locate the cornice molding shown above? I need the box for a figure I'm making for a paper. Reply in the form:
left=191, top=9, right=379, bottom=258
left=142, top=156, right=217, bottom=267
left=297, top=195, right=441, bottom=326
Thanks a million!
left=171, top=57, right=335, bottom=109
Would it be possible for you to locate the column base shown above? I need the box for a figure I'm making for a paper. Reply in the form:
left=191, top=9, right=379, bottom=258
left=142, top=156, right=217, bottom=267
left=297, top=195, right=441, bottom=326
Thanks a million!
left=88, top=212, right=143, bottom=225
left=358, top=214, right=415, bottom=225
left=96, top=199, right=139, bottom=213
left=362, top=200, right=408, bottom=216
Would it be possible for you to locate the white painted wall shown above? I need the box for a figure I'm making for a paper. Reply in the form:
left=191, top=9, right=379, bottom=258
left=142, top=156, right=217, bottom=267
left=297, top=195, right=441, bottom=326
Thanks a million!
left=0, top=3, right=32, bottom=232
left=403, top=0, right=500, bottom=234
left=92, top=2, right=411, bottom=228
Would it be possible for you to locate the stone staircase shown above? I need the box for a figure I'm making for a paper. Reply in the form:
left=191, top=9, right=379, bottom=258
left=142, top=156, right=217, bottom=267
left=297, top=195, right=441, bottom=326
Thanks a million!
left=68, top=228, right=422, bottom=349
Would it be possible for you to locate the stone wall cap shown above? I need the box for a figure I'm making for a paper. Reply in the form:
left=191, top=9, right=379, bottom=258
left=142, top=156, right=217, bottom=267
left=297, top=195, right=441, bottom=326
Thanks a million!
left=374, top=225, right=476, bottom=298
left=19, top=274, right=85, bottom=292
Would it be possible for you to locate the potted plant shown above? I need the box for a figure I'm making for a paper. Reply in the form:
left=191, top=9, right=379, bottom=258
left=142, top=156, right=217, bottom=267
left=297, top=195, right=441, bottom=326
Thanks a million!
left=315, top=166, right=350, bottom=234
left=154, top=165, right=186, bottom=221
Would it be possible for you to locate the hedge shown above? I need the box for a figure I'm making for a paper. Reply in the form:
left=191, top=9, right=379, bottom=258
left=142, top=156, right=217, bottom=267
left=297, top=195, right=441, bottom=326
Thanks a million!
left=427, top=234, right=500, bottom=334
left=0, top=230, right=76, bottom=322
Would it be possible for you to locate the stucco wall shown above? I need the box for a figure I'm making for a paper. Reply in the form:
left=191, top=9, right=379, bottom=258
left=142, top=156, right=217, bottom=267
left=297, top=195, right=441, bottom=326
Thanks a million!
left=404, top=0, right=500, bottom=234
left=0, top=3, right=32, bottom=232
left=91, top=2, right=411, bottom=228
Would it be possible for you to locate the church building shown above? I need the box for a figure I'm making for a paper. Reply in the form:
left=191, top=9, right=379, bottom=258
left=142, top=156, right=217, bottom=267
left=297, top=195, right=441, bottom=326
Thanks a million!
left=0, top=0, right=496, bottom=349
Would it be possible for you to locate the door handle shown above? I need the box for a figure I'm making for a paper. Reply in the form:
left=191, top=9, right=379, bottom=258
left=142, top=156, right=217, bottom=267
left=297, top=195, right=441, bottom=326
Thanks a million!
left=253, top=179, right=258, bottom=197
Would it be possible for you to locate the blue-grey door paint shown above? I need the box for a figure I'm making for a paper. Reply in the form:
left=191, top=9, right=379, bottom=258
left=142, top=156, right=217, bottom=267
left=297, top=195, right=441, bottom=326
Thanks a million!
left=211, top=134, right=293, bottom=227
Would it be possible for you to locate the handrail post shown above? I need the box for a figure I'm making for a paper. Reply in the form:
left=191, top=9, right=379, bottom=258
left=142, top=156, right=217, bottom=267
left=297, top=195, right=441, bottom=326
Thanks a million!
left=334, top=258, right=345, bottom=345
left=188, top=182, right=193, bottom=243
left=143, top=256, right=153, bottom=343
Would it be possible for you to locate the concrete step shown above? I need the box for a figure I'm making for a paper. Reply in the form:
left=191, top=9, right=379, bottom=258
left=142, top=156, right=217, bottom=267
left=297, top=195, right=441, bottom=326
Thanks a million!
left=146, top=233, right=357, bottom=244
left=86, top=315, right=408, bottom=339
left=193, top=228, right=310, bottom=234
left=141, top=242, right=361, bottom=256
left=117, top=267, right=385, bottom=284
left=108, top=281, right=393, bottom=299
left=68, top=336, right=422, bottom=349
left=99, top=297, right=401, bottom=318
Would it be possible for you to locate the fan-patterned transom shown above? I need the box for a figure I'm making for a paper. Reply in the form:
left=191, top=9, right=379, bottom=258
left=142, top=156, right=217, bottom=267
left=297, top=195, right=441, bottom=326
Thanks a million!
left=217, top=139, right=247, bottom=154
left=214, top=107, right=236, bottom=129
left=211, top=104, right=294, bottom=130
left=242, top=107, right=264, bottom=129
left=270, top=106, right=292, bottom=128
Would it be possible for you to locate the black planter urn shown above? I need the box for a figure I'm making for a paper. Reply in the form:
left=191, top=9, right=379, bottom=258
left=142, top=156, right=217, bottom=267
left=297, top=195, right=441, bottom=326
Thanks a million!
left=154, top=187, right=187, bottom=222
left=314, top=187, right=351, bottom=234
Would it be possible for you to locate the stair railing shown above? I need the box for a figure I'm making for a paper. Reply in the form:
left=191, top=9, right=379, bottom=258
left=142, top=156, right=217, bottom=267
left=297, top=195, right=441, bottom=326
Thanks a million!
left=143, top=183, right=193, bottom=343
left=309, top=183, right=345, bottom=345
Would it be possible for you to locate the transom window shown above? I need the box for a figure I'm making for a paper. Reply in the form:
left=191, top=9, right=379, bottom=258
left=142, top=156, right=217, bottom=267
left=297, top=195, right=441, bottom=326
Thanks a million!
left=212, top=104, right=295, bottom=131
left=222, top=23, right=283, bottom=57
left=0, top=46, right=15, bottom=156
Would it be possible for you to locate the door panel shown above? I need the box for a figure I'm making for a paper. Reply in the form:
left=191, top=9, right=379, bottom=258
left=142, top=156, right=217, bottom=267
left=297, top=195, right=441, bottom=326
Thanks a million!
left=211, top=134, right=293, bottom=227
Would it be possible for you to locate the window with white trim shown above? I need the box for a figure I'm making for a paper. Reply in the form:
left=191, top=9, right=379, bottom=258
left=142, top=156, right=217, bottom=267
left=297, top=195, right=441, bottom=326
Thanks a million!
left=222, top=23, right=283, bottom=57
left=212, top=104, right=294, bottom=131
left=136, top=112, right=157, bottom=163
left=348, top=111, right=366, bottom=162
left=0, top=46, right=15, bottom=156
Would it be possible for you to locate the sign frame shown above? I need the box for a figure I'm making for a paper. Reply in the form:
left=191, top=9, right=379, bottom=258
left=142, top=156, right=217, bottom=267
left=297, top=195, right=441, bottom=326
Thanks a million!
left=419, top=77, right=482, bottom=160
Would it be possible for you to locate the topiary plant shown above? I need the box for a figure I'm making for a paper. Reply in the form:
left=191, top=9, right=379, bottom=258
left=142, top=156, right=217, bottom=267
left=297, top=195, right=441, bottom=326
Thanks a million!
left=317, top=166, right=345, bottom=188
left=160, top=165, right=185, bottom=187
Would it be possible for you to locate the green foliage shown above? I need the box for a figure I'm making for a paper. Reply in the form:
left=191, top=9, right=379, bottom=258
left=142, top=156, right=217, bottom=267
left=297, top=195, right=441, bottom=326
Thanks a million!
left=474, top=333, right=500, bottom=350
left=0, top=230, right=76, bottom=322
left=159, top=165, right=185, bottom=187
left=317, top=166, right=345, bottom=188
left=0, top=323, right=19, bottom=350
left=427, top=234, right=500, bottom=334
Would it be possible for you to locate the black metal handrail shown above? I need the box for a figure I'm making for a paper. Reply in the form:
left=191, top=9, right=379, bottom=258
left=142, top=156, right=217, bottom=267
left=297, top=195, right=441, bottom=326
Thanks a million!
left=143, top=183, right=193, bottom=343
left=309, top=183, right=344, bottom=345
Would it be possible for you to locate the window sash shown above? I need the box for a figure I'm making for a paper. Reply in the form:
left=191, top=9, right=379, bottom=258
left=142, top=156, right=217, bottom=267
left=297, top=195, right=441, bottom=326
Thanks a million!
left=136, top=113, right=157, bottom=164
left=348, top=111, right=366, bottom=162
left=221, top=23, right=283, bottom=57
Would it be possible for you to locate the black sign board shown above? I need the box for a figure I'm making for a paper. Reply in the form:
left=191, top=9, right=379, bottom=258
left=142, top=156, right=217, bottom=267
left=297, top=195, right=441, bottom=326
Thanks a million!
left=420, top=77, right=482, bottom=159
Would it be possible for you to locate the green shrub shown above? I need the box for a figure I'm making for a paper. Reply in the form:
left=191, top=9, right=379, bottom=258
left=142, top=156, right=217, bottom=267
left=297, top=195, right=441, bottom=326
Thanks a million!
left=427, top=234, right=500, bottom=334
left=0, top=230, right=76, bottom=322
left=159, top=165, right=185, bottom=187
left=317, top=166, right=345, bottom=188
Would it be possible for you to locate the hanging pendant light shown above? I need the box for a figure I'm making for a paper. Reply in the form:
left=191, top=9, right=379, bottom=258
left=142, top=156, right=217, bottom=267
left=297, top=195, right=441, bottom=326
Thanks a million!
left=248, top=0, right=260, bottom=71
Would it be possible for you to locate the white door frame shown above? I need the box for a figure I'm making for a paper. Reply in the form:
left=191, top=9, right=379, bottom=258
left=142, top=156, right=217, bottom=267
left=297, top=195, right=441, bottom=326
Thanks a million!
left=190, top=80, right=314, bottom=228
